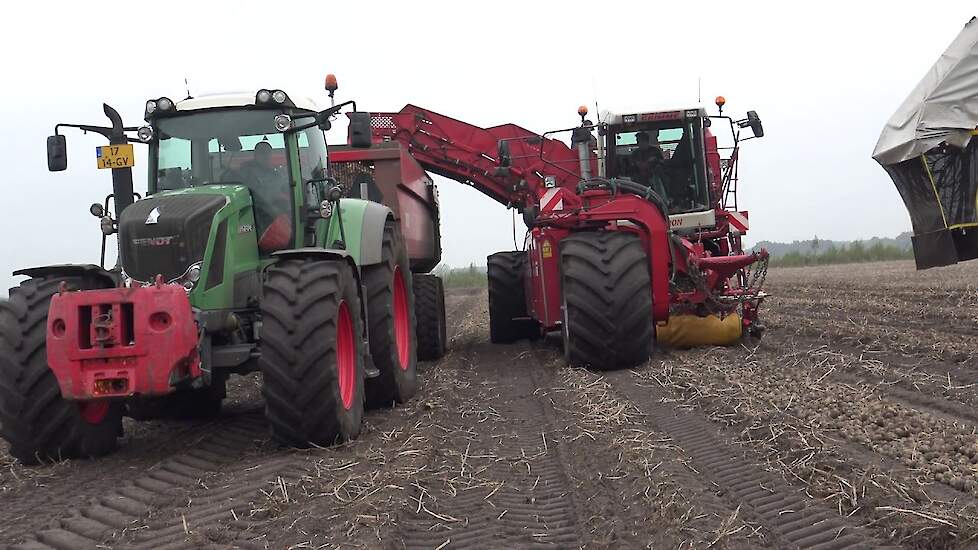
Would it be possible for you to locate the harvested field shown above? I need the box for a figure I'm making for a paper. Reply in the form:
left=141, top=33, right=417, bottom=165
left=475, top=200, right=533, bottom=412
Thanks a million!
left=3, top=260, right=978, bottom=548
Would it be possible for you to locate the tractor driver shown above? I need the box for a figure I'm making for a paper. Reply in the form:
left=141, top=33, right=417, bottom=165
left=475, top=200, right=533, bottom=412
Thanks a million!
left=241, top=140, right=292, bottom=252
left=631, top=131, right=669, bottom=202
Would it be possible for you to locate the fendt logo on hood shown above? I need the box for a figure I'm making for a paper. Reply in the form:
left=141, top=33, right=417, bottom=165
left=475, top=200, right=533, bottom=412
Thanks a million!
left=132, top=235, right=177, bottom=247
left=145, top=207, right=161, bottom=225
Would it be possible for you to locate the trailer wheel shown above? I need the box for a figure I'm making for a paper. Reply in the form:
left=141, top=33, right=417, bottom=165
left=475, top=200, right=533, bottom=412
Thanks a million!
left=0, top=277, right=123, bottom=464
left=363, top=221, right=418, bottom=407
left=487, top=251, right=540, bottom=343
left=260, top=259, right=365, bottom=447
left=560, top=232, right=653, bottom=370
left=413, top=274, right=447, bottom=360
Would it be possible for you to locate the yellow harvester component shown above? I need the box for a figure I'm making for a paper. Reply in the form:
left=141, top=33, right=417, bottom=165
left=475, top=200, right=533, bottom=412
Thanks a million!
left=656, top=314, right=743, bottom=348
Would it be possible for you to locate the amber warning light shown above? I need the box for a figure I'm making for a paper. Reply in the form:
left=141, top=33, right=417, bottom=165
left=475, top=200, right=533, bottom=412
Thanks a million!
left=325, top=74, right=338, bottom=96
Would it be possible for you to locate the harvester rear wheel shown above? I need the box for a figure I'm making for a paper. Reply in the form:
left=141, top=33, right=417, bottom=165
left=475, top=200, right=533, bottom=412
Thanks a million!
left=0, top=276, right=123, bottom=464
left=413, top=274, right=447, bottom=361
left=363, top=221, right=418, bottom=408
left=560, top=231, right=654, bottom=370
left=259, top=259, right=365, bottom=447
left=487, top=251, right=540, bottom=343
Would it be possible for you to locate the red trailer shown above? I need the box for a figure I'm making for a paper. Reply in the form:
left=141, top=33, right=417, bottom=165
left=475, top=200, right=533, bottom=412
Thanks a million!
left=330, top=99, right=768, bottom=370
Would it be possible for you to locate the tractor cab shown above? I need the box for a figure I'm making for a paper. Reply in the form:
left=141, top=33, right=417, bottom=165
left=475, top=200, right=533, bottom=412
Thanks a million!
left=142, top=91, right=330, bottom=254
left=603, top=108, right=712, bottom=219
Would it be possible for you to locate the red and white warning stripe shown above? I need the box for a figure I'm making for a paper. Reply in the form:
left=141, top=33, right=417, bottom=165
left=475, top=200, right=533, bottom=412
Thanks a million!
left=728, top=211, right=749, bottom=233
left=540, top=188, right=564, bottom=212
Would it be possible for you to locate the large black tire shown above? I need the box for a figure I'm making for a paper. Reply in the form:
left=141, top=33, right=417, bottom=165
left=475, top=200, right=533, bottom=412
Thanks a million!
left=363, top=221, right=418, bottom=407
left=560, top=232, right=654, bottom=370
left=413, top=274, right=447, bottom=361
left=259, top=259, right=365, bottom=447
left=0, top=277, right=123, bottom=464
left=487, top=251, right=540, bottom=343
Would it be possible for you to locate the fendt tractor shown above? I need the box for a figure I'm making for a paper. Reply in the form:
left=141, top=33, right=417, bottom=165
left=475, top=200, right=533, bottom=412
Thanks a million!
left=355, top=99, right=768, bottom=369
left=0, top=77, right=448, bottom=463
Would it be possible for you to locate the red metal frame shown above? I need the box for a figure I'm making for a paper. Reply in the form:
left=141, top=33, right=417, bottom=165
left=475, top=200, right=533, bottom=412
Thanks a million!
left=46, top=280, right=201, bottom=401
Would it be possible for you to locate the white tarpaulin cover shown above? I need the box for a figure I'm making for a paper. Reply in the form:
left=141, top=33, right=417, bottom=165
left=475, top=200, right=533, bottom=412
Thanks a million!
left=873, top=17, right=978, bottom=165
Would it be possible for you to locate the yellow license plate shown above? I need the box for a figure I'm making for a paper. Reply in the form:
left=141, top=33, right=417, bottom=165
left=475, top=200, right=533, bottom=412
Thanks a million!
left=96, top=144, right=135, bottom=169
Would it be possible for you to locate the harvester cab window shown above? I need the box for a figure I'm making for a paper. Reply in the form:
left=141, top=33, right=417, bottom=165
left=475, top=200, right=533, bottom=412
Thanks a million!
left=609, top=122, right=710, bottom=214
left=152, top=110, right=296, bottom=253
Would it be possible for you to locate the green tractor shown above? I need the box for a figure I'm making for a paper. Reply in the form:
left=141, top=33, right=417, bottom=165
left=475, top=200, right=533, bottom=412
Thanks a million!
left=0, top=79, right=445, bottom=463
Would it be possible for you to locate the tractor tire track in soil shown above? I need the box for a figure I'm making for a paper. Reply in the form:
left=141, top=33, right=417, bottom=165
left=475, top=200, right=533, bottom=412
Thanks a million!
left=6, top=410, right=270, bottom=550
left=603, top=367, right=895, bottom=549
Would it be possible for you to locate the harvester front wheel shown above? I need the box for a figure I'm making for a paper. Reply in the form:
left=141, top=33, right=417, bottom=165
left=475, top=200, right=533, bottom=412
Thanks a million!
left=363, top=221, right=418, bottom=408
left=259, top=259, right=365, bottom=447
left=487, top=251, right=540, bottom=343
left=560, top=231, right=654, bottom=370
left=413, top=274, right=447, bottom=361
left=0, top=276, right=123, bottom=464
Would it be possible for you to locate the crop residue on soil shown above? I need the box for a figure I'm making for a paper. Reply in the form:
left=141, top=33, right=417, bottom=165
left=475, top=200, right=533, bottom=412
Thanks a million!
left=4, top=260, right=978, bottom=548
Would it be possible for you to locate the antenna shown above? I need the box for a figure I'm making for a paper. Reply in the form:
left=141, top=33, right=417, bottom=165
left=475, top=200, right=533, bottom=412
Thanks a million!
left=591, top=76, right=601, bottom=123
left=697, top=77, right=701, bottom=104
left=184, top=77, right=193, bottom=100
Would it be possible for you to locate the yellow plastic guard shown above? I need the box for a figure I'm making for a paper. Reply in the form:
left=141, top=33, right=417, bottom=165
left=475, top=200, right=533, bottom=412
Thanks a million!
left=656, top=314, right=743, bottom=348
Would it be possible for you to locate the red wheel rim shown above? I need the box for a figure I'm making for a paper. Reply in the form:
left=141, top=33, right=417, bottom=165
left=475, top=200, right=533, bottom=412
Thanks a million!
left=392, top=266, right=411, bottom=370
left=336, top=300, right=356, bottom=410
left=79, top=400, right=110, bottom=424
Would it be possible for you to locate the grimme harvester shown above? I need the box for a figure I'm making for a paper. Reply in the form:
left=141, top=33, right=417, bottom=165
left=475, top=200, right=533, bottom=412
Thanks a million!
left=355, top=99, right=768, bottom=369
left=0, top=78, right=448, bottom=463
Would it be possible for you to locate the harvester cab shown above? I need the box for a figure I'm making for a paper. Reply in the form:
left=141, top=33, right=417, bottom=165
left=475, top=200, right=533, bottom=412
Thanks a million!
left=2, top=76, right=432, bottom=464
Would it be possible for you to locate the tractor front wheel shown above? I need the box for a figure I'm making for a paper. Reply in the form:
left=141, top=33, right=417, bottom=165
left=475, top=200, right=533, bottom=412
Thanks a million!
left=413, top=274, right=447, bottom=361
left=363, top=221, right=418, bottom=407
left=560, top=231, right=654, bottom=370
left=259, top=259, right=365, bottom=447
left=0, top=276, right=123, bottom=464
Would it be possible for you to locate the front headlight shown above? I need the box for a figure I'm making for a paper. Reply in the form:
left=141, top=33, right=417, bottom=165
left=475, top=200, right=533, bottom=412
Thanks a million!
left=186, top=264, right=201, bottom=283
left=274, top=114, right=293, bottom=132
left=170, top=261, right=203, bottom=293
left=137, top=125, right=155, bottom=142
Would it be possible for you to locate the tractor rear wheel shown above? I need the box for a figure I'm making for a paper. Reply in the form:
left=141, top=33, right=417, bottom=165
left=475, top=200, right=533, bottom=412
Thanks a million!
left=413, top=274, right=447, bottom=361
left=259, top=259, right=365, bottom=447
left=363, top=221, right=418, bottom=407
left=0, top=276, right=123, bottom=464
left=560, top=231, right=654, bottom=370
left=487, top=251, right=540, bottom=343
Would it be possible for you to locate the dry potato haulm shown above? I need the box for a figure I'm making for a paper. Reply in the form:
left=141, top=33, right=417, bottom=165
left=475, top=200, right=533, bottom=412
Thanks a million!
left=3, top=5, right=978, bottom=549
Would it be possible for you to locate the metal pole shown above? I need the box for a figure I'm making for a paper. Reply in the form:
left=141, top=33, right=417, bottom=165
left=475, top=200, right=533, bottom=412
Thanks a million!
left=102, top=104, right=135, bottom=220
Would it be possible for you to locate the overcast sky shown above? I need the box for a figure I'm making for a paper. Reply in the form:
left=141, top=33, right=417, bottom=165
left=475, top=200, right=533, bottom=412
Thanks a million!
left=0, top=1, right=974, bottom=293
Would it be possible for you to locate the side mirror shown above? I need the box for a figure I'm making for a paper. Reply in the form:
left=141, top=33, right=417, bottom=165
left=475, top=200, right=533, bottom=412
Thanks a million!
left=498, top=140, right=512, bottom=168
left=348, top=112, right=372, bottom=148
left=746, top=111, right=764, bottom=138
left=47, top=135, right=67, bottom=172
left=317, top=113, right=332, bottom=131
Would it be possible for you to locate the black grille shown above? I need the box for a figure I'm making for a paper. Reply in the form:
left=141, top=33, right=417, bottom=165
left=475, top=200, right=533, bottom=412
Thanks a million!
left=119, top=194, right=226, bottom=282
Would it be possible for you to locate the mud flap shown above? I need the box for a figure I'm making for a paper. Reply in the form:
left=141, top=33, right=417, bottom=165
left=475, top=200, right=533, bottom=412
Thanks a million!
left=656, top=314, right=742, bottom=348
